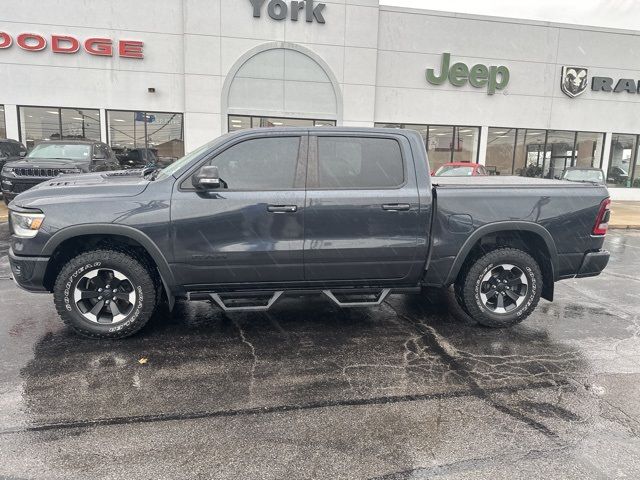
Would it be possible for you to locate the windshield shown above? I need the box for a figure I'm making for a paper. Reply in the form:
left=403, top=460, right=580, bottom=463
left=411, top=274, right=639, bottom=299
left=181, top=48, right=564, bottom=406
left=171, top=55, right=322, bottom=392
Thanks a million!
left=28, top=143, right=91, bottom=161
left=435, top=165, right=475, bottom=176
left=563, top=169, right=604, bottom=183
left=156, top=137, right=225, bottom=179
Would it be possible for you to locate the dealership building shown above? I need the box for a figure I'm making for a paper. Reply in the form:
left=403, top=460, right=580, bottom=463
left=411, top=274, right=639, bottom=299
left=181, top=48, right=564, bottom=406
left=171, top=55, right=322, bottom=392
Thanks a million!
left=2, top=0, right=640, bottom=198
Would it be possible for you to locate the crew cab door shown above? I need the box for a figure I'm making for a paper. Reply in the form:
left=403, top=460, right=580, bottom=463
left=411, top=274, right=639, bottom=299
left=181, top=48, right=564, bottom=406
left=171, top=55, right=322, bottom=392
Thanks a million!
left=170, top=133, right=307, bottom=287
left=304, top=133, right=423, bottom=282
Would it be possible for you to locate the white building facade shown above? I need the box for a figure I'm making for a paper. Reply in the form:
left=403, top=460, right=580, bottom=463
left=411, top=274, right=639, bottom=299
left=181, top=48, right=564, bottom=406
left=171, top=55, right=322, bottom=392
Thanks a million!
left=2, top=0, right=640, bottom=198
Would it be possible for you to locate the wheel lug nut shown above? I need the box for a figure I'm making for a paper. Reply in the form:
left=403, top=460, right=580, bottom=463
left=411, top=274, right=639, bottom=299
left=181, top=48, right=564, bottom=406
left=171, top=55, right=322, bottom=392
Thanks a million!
left=98, top=296, right=102, bottom=300
left=98, top=288, right=103, bottom=292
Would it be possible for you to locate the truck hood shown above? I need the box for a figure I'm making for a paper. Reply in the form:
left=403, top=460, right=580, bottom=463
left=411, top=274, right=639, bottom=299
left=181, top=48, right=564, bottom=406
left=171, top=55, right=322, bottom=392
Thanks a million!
left=11, top=170, right=152, bottom=208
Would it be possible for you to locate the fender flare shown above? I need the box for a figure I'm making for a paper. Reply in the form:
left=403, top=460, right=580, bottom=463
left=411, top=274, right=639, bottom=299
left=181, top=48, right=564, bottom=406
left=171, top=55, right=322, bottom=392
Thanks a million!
left=43, top=224, right=177, bottom=310
left=444, top=221, right=559, bottom=288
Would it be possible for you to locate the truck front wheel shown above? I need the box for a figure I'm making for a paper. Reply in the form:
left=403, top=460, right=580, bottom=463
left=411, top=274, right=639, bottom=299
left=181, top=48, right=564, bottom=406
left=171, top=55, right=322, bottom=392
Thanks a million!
left=53, top=249, right=157, bottom=339
left=456, top=248, right=542, bottom=328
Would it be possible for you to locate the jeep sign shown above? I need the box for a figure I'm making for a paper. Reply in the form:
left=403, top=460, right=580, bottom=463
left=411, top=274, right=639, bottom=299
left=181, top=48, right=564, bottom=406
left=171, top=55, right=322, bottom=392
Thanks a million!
left=250, top=0, right=326, bottom=23
left=426, top=53, right=510, bottom=95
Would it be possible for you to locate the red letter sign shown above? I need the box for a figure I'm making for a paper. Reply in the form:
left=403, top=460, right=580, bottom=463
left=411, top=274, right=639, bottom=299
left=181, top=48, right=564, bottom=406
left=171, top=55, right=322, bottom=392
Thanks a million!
left=51, top=35, right=79, bottom=54
left=0, top=32, right=12, bottom=49
left=84, top=38, right=113, bottom=56
left=17, top=33, right=47, bottom=51
left=119, top=40, right=144, bottom=59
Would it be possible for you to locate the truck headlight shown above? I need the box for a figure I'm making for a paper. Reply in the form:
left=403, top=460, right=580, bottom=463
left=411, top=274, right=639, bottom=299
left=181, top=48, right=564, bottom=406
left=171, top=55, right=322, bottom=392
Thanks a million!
left=2, top=166, right=14, bottom=176
left=10, top=211, right=45, bottom=238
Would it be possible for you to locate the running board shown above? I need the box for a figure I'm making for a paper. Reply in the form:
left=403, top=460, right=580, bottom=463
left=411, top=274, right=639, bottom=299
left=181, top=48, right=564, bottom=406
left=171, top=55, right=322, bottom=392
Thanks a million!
left=322, top=288, right=391, bottom=307
left=209, top=291, right=284, bottom=312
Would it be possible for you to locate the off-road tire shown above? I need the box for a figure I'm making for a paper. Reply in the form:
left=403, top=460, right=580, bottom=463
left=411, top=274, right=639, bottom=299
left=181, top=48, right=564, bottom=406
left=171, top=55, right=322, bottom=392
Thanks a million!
left=457, top=248, right=542, bottom=328
left=53, top=249, right=157, bottom=339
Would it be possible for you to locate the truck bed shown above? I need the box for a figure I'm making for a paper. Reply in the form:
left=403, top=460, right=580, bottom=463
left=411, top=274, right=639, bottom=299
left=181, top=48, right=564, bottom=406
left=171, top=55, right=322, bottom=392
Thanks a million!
left=432, top=176, right=599, bottom=188
left=425, top=174, right=609, bottom=288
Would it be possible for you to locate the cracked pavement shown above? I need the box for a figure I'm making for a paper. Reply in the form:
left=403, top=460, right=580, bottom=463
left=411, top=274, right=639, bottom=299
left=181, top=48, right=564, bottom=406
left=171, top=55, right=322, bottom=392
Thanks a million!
left=0, top=222, right=639, bottom=479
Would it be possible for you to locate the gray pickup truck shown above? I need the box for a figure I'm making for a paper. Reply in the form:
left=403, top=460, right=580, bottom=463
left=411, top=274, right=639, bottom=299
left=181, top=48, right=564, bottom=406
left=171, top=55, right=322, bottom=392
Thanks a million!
left=7, top=127, right=610, bottom=338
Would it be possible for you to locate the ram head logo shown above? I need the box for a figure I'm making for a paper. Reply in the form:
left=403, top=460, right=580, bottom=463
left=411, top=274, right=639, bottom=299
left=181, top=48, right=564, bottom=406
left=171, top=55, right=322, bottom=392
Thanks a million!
left=561, top=67, right=588, bottom=98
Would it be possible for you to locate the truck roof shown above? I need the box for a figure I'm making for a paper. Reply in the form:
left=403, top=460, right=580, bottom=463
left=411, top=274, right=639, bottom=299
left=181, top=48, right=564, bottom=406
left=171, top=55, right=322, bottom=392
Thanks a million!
left=231, top=126, right=419, bottom=136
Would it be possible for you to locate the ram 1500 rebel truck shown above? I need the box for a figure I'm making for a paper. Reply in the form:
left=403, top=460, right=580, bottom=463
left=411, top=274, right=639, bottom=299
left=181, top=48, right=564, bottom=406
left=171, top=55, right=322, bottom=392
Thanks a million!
left=7, top=128, right=611, bottom=339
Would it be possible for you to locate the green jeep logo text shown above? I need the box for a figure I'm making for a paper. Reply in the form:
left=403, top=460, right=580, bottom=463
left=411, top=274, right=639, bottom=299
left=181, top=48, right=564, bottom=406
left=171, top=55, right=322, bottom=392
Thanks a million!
left=426, top=53, right=510, bottom=95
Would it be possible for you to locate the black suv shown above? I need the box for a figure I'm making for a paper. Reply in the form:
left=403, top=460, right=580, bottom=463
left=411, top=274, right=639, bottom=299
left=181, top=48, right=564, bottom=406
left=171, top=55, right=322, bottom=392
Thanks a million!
left=115, top=147, right=159, bottom=170
left=0, top=139, right=27, bottom=172
left=1, top=140, right=119, bottom=204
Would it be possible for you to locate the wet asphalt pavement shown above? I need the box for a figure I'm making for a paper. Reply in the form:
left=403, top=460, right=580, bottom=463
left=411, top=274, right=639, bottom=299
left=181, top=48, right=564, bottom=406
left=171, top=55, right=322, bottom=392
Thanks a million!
left=0, top=223, right=639, bottom=479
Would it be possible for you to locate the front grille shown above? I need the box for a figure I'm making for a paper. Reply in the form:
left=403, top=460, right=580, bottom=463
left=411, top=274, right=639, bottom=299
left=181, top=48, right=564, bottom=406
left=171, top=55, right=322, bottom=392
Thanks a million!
left=14, top=168, right=60, bottom=177
left=11, top=182, right=40, bottom=194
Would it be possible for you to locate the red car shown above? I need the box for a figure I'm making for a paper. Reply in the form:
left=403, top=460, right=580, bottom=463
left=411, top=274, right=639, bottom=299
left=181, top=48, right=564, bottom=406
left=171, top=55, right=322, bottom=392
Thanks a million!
left=432, top=162, right=488, bottom=177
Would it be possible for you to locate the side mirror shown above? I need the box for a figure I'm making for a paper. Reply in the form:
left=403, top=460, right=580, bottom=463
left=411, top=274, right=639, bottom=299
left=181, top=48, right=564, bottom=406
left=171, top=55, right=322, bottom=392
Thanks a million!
left=192, top=165, right=221, bottom=189
left=94, top=152, right=107, bottom=160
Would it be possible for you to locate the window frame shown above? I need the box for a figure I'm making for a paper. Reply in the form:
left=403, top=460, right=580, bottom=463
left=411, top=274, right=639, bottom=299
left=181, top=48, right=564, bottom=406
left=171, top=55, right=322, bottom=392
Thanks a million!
left=17, top=105, right=102, bottom=145
left=179, top=133, right=308, bottom=192
left=307, top=133, right=408, bottom=191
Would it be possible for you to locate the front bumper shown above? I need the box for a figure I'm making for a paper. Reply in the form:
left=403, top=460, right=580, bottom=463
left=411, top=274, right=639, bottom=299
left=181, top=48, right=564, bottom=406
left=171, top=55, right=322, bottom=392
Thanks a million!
left=8, top=248, right=50, bottom=292
left=576, top=250, right=610, bottom=278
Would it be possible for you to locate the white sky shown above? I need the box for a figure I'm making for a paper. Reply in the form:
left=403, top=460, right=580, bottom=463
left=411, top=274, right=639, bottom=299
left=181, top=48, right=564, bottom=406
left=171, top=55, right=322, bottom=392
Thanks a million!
left=381, top=0, right=640, bottom=31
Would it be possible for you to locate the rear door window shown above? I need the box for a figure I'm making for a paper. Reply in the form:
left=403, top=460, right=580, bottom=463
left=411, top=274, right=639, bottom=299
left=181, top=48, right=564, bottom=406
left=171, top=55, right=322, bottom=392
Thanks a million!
left=316, top=137, right=404, bottom=189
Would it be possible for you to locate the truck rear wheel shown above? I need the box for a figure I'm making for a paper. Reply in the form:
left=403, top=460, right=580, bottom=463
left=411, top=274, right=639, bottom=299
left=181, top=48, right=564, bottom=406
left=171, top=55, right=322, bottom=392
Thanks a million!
left=53, top=249, right=157, bottom=339
left=456, top=248, right=542, bottom=328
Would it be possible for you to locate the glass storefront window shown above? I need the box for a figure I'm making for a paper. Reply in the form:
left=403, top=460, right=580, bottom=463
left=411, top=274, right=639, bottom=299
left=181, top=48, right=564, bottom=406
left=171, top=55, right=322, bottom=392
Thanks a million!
left=453, top=126, right=480, bottom=163
left=0, top=105, right=6, bottom=139
left=517, top=129, right=546, bottom=177
left=18, top=106, right=101, bottom=149
left=108, top=110, right=184, bottom=162
left=228, top=115, right=336, bottom=132
left=607, top=134, right=636, bottom=187
left=374, top=123, right=480, bottom=171
left=575, top=132, right=605, bottom=169
left=427, top=125, right=454, bottom=172
left=544, top=130, right=576, bottom=179
left=486, top=128, right=517, bottom=175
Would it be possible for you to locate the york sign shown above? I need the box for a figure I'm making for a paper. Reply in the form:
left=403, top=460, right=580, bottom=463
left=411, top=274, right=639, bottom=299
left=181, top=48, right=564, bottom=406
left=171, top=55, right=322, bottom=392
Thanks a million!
left=426, top=53, right=510, bottom=95
left=250, top=0, right=326, bottom=23
left=0, top=32, right=144, bottom=59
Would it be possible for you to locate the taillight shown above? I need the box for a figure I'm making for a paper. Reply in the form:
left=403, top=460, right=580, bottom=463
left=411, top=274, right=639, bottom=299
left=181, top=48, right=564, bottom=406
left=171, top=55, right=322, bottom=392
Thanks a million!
left=593, top=198, right=611, bottom=236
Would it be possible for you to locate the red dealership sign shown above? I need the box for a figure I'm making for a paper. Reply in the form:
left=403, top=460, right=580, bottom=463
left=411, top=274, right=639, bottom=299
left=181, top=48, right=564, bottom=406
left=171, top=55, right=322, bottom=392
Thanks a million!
left=0, top=32, right=144, bottom=59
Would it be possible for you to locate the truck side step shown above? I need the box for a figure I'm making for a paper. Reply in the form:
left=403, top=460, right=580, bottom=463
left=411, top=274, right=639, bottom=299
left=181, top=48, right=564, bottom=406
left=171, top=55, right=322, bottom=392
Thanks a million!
left=322, top=288, right=391, bottom=307
left=209, top=291, right=284, bottom=312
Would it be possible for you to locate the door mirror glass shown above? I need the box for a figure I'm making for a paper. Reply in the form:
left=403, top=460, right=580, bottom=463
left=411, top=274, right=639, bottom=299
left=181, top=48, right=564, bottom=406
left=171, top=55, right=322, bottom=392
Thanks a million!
left=192, top=165, right=221, bottom=189
left=94, top=150, right=107, bottom=160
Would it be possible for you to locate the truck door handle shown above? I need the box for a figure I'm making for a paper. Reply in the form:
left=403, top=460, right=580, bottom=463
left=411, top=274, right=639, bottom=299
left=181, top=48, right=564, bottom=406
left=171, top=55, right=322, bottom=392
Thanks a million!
left=267, top=205, right=298, bottom=213
left=382, top=204, right=411, bottom=212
